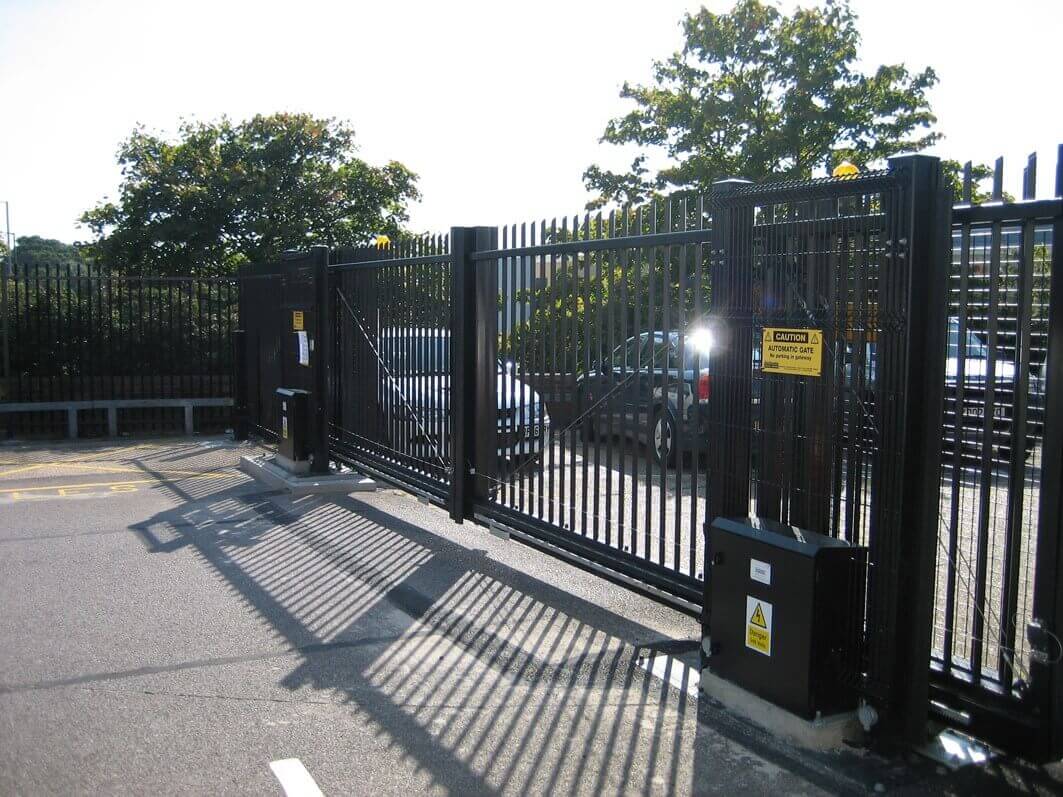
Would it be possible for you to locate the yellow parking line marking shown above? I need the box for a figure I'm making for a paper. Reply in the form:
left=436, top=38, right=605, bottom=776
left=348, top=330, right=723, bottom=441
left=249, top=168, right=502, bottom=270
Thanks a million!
left=0, top=464, right=48, bottom=476
left=0, top=472, right=236, bottom=494
left=10, top=462, right=227, bottom=477
left=0, top=462, right=237, bottom=477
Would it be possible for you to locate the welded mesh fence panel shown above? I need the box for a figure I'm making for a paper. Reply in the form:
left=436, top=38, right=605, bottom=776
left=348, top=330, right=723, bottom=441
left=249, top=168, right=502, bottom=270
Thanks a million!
left=479, top=200, right=713, bottom=600
left=934, top=209, right=1053, bottom=695
left=330, top=235, right=452, bottom=496
left=239, top=262, right=315, bottom=440
left=708, top=172, right=909, bottom=698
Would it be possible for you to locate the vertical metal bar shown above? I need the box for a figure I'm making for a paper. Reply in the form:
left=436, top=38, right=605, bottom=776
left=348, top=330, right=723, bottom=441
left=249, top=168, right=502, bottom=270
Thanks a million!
left=580, top=213, right=591, bottom=538
left=561, top=218, right=569, bottom=531
left=537, top=221, right=546, bottom=519
left=998, top=216, right=1036, bottom=686
left=963, top=162, right=973, bottom=204
left=476, top=227, right=500, bottom=506
left=590, top=211, right=602, bottom=542
left=675, top=198, right=687, bottom=574
left=993, top=157, right=1004, bottom=202
left=944, top=216, right=972, bottom=670
left=618, top=206, right=630, bottom=554
left=548, top=218, right=558, bottom=526
left=1029, top=143, right=1063, bottom=760
left=691, top=195, right=704, bottom=577
left=630, top=206, right=643, bottom=556
left=644, top=204, right=656, bottom=562
left=519, top=223, right=528, bottom=515
left=1023, top=152, right=1037, bottom=201
left=311, top=245, right=331, bottom=473
left=505, top=224, right=514, bottom=509
left=660, top=199, right=671, bottom=567
left=971, top=210, right=1003, bottom=680
left=604, top=209, right=616, bottom=548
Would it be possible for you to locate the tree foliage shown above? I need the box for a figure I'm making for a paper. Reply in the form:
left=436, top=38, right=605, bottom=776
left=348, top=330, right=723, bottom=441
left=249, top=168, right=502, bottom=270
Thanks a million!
left=501, top=204, right=711, bottom=374
left=80, top=113, right=420, bottom=276
left=11, top=235, right=82, bottom=270
left=584, top=0, right=940, bottom=208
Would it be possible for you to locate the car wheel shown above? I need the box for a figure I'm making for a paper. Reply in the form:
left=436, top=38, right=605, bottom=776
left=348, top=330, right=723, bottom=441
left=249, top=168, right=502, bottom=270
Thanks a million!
left=652, top=409, right=676, bottom=466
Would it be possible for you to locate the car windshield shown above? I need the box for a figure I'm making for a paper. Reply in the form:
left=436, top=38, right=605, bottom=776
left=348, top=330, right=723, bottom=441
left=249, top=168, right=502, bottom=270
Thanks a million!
left=947, top=320, right=989, bottom=359
left=382, top=333, right=449, bottom=375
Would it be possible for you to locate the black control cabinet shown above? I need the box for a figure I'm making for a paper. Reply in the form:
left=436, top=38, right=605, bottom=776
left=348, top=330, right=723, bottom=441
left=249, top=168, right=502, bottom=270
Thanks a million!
left=706, top=516, right=868, bottom=719
left=276, top=387, right=310, bottom=464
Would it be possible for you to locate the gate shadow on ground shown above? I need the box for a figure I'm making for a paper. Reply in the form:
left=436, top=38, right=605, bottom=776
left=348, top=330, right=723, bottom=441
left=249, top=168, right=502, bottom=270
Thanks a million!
left=125, top=462, right=884, bottom=795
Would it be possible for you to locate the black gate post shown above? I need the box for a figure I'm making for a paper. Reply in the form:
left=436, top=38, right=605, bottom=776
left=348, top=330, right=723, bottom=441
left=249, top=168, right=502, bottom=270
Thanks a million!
left=704, top=178, right=753, bottom=632
left=881, top=153, right=950, bottom=744
left=1029, top=148, right=1063, bottom=761
left=310, top=244, right=332, bottom=474
left=449, top=226, right=498, bottom=523
left=706, top=179, right=754, bottom=520
left=232, top=327, right=249, bottom=441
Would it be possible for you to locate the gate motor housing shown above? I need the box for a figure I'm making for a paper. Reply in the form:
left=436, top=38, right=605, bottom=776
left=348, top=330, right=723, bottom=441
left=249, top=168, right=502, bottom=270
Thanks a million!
left=705, top=516, right=868, bottom=719
left=275, top=387, right=311, bottom=473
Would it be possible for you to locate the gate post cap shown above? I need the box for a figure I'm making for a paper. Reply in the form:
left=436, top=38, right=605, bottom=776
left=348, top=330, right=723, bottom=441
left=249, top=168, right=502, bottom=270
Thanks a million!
left=712, top=177, right=753, bottom=194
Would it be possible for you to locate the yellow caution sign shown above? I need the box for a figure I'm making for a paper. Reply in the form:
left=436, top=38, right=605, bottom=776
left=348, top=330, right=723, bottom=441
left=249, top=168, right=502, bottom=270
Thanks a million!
left=292, top=310, right=305, bottom=331
left=762, top=327, right=823, bottom=377
left=746, top=596, right=772, bottom=656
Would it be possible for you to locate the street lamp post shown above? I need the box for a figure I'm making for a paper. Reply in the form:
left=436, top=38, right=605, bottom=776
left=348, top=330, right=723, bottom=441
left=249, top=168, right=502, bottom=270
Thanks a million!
left=0, top=200, right=10, bottom=404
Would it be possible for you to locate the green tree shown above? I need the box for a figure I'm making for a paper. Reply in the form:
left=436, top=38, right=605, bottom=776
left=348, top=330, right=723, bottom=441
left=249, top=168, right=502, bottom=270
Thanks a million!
left=11, top=235, right=82, bottom=270
left=80, top=113, right=420, bottom=276
left=584, top=0, right=940, bottom=208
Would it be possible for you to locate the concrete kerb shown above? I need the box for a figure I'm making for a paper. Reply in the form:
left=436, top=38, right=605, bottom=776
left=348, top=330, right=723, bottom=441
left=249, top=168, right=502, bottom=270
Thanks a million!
left=239, top=454, right=376, bottom=496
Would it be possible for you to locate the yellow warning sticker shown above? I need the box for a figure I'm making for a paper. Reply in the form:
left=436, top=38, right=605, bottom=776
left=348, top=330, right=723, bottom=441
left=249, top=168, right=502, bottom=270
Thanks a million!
left=746, top=595, right=773, bottom=656
left=292, top=310, right=305, bottom=331
left=762, top=327, right=822, bottom=377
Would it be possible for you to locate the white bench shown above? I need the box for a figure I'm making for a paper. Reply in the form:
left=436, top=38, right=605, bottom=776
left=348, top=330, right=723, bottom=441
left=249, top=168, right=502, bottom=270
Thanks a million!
left=0, top=398, right=233, bottom=438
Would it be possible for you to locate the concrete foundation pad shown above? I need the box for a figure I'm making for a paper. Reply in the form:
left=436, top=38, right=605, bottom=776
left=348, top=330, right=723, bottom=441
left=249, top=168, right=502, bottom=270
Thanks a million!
left=700, top=667, right=860, bottom=752
left=239, top=455, right=376, bottom=496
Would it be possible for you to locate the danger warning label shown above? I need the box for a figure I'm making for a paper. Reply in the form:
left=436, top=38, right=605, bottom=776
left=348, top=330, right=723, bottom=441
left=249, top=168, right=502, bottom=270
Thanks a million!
left=746, top=595, right=773, bottom=656
left=762, top=327, right=823, bottom=377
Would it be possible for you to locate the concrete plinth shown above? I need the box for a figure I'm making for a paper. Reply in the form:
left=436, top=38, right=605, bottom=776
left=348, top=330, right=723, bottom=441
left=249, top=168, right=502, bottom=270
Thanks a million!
left=239, top=455, right=376, bottom=496
left=699, top=667, right=860, bottom=752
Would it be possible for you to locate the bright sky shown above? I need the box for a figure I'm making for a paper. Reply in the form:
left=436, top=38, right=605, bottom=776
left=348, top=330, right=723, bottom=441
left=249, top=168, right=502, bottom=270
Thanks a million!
left=2, top=0, right=1061, bottom=245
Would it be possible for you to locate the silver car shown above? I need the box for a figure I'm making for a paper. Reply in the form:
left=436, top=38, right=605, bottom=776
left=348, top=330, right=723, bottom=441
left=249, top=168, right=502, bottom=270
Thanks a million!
left=380, top=328, right=549, bottom=465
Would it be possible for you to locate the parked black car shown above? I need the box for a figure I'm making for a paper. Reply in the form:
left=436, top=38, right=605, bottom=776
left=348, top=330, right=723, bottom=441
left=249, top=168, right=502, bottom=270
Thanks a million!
left=575, top=331, right=713, bottom=465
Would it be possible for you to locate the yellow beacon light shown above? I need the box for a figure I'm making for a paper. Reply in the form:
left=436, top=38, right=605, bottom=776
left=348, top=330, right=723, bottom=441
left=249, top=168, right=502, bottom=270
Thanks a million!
left=832, top=161, right=859, bottom=178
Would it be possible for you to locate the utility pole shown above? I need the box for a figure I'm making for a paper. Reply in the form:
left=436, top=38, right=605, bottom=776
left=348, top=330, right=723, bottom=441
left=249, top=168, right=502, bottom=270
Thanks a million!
left=1, top=200, right=10, bottom=404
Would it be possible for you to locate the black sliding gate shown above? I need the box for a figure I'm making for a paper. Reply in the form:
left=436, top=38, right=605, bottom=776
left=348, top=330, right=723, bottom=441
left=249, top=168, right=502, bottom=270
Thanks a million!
left=328, top=236, right=453, bottom=500
left=236, top=152, right=1063, bottom=757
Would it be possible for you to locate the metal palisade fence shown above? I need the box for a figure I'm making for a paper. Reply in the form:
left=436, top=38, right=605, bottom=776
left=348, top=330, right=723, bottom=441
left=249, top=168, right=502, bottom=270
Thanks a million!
left=1, top=262, right=237, bottom=437
left=933, top=150, right=1063, bottom=752
left=231, top=150, right=1063, bottom=757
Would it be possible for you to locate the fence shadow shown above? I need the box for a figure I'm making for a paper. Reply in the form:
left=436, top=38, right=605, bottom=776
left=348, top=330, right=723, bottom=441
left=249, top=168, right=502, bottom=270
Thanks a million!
left=127, top=462, right=871, bottom=794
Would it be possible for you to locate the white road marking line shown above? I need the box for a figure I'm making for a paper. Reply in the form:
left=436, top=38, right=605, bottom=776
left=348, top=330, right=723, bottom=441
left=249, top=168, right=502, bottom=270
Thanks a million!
left=270, top=758, right=324, bottom=797
left=636, top=651, right=701, bottom=697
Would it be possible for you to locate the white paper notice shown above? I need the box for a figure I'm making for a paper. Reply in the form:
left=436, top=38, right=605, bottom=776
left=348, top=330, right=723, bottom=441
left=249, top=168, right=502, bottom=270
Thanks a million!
left=297, top=331, right=310, bottom=366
